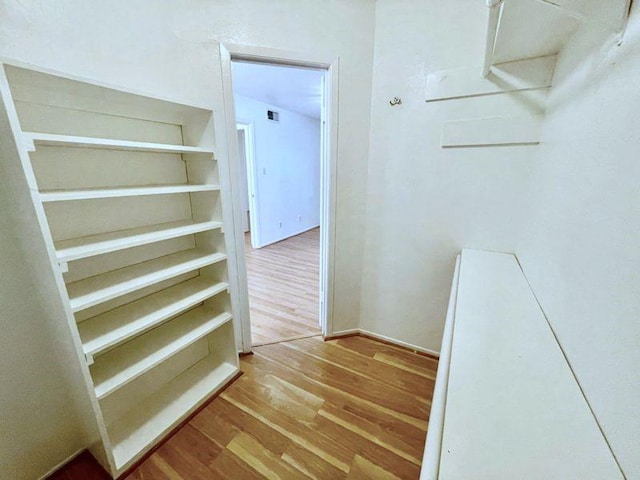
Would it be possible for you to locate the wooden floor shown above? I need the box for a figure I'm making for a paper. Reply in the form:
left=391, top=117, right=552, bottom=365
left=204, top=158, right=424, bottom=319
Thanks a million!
left=49, top=336, right=437, bottom=480
left=245, top=228, right=321, bottom=346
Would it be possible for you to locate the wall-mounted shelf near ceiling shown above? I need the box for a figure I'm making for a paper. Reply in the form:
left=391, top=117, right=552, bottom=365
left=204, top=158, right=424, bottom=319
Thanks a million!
left=0, top=59, right=240, bottom=478
left=483, top=0, right=632, bottom=78
left=428, top=0, right=632, bottom=149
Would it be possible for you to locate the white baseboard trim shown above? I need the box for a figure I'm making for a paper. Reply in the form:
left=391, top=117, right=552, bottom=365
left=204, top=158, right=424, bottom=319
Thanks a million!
left=254, top=224, right=320, bottom=249
left=326, top=328, right=360, bottom=338
left=325, top=328, right=440, bottom=358
left=359, top=329, right=440, bottom=357
left=37, top=447, right=85, bottom=480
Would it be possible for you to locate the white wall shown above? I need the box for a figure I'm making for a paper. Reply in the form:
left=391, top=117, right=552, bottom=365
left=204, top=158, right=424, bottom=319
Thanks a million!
left=363, top=1, right=638, bottom=476
left=0, top=0, right=374, bottom=334
left=0, top=99, right=93, bottom=479
left=517, top=9, right=640, bottom=478
left=0, top=212, right=86, bottom=480
left=0, top=0, right=374, bottom=474
left=235, top=94, right=321, bottom=246
left=360, top=0, right=540, bottom=352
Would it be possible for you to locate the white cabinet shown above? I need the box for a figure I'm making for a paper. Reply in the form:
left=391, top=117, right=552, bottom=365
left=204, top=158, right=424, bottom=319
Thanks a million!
left=0, top=61, right=240, bottom=477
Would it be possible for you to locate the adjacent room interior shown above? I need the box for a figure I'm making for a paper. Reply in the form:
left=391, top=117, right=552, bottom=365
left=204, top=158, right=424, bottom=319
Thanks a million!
left=0, top=0, right=638, bottom=479
left=231, top=61, right=324, bottom=346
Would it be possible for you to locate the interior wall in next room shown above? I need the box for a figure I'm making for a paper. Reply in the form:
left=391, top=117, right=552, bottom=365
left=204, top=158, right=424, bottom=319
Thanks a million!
left=234, top=94, right=321, bottom=247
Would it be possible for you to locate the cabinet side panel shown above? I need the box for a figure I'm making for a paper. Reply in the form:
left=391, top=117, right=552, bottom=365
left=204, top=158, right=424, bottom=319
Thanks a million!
left=0, top=66, right=109, bottom=477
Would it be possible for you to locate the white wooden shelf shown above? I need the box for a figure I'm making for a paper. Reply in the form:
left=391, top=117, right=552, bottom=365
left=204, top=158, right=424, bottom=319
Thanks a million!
left=109, top=356, right=238, bottom=470
left=55, top=219, right=223, bottom=263
left=91, top=306, right=232, bottom=399
left=24, top=131, right=215, bottom=155
left=67, top=249, right=226, bottom=313
left=79, top=277, right=229, bottom=356
left=39, top=184, right=220, bottom=202
left=481, top=0, right=631, bottom=82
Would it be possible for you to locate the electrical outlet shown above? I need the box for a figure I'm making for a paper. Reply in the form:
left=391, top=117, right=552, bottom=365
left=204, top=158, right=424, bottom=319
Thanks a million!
left=298, top=215, right=302, bottom=222
left=278, top=221, right=282, bottom=228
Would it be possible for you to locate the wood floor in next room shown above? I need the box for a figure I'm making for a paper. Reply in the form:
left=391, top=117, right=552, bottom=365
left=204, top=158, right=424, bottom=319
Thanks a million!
left=245, top=228, right=321, bottom=346
left=49, top=335, right=437, bottom=480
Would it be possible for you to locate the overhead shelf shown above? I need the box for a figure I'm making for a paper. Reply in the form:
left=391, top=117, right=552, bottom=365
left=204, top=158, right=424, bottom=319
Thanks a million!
left=39, top=184, right=220, bottom=202
left=484, top=0, right=579, bottom=74
left=24, top=131, right=215, bottom=155
left=91, top=306, right=232, bottom=399
left=484, top=0, right=632, bottom=76
left=79, top=277, right=229, bottom=356
left=109, top=356, right=238, bottom=470
left=67, top=249, right=226, bottom=313
left=55, top=219, right=223, bottom=262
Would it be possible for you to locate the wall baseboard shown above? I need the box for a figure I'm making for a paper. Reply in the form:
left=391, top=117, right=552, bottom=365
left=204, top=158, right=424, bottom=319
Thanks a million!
left=325, top=328, right=440, bottom=359
left=255, top=224, right=320, bottom=249
left=37, top=448, right=85, bottom=480
left=324, top=329, right=359, bottom=341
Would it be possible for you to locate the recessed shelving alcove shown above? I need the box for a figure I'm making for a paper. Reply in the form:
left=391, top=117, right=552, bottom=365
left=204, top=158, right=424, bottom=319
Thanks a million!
left=0, top=60, right=240, bottom=477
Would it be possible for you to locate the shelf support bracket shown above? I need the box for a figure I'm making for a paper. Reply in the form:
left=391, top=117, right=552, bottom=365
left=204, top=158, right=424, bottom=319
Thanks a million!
left=84, top=352, right=94, bottom=366
left=58, top=261, right=69, bottom=273
left=483, top=0, right=505, bottom=78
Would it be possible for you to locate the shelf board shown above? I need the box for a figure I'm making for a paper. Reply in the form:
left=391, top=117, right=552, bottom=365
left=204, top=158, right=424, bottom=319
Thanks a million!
left=24, top=131, right=215, bottom=155
left=55, top=219, right=223, bottom=263
left=80, top=277, right=229, bottom=357
left=91, top=306, right=232, bottom=399
left=110, top=357, right=238, bottom=471
left=67, top=249, right=226, bottom=313
left=39, top=184, right=220, bottom=202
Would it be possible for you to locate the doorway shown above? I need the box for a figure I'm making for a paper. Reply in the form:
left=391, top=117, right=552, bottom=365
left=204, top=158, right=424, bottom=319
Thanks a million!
left=220, top=44, right=338, bottom=352
left=236, top=112, right=321, bottom=346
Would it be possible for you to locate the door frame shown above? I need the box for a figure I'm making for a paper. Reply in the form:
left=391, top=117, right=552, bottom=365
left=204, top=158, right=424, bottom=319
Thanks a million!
left=219, top=43, right=339, bottom=353
left=235, top=122, right=260, bottom=247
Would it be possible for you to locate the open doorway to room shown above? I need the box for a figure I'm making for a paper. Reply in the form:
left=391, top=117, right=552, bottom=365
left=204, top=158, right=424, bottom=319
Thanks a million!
left=231, top=60, right=324, bottom=346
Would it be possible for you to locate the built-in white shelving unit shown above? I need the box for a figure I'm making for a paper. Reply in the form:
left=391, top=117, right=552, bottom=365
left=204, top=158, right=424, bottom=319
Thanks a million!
left=0, top=60, right=240, bottom=477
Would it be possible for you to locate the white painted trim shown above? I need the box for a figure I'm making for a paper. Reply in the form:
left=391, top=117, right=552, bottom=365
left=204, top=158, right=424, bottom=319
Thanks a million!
left=326, top=328, right=360, bottom=338
left=359, top=329, right=440, bottom=357
left=218, top=43, right=339, bottom=351
left=218, top=44, right=253, bottom=354
left=222, top=44, right=335, bottom=69
left=236, top=122, right=260, bottom=247
left=252, top=224, right=320, bottom=250
left=441, top=115, right=543, bottom=148
left=37, top=448, right=86, bottom=480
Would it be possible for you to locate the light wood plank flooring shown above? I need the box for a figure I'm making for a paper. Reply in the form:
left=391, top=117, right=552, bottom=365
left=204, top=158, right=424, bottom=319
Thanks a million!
left=49, top=336, right=437, bottom=479
left=245, top=228, right=321, bottom=346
